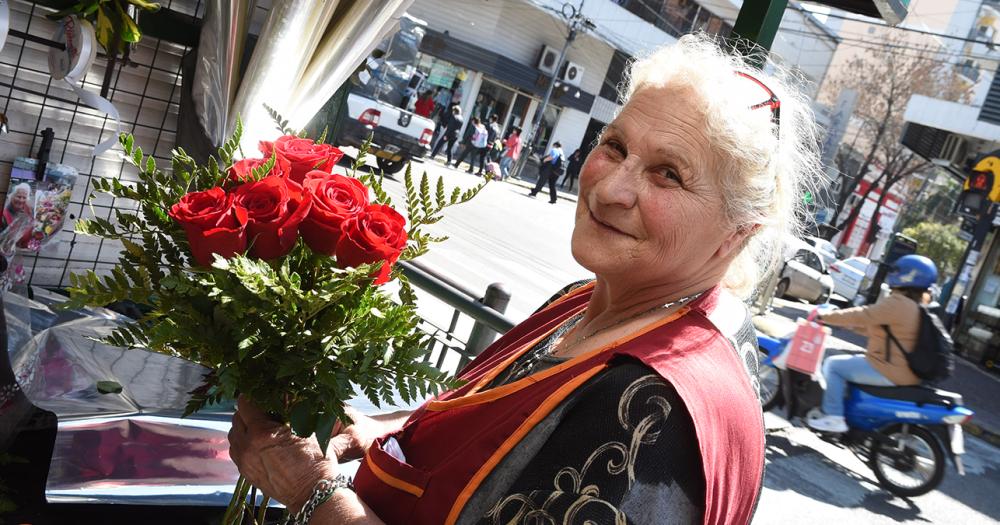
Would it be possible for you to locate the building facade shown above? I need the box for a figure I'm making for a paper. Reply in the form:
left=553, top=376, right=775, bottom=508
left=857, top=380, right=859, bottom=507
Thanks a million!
left=407, top=0, right=839, bottom=163
left=899, top=0, right=1000, bottom=365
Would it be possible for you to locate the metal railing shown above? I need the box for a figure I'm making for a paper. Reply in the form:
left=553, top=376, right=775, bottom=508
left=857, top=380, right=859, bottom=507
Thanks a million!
left=398, top=260, right=516, bottom=372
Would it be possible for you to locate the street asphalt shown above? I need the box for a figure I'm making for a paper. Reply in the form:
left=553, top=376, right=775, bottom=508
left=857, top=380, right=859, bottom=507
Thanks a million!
left=337, top=152, right=1000, bottom=524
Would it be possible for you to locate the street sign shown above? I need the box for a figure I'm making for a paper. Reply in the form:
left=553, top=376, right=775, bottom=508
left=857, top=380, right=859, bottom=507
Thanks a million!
left=812, top=1, right=910, bottom=25
left=731, top=1, right=909, bottom=69
left=962, top=216, right=977, bottom=241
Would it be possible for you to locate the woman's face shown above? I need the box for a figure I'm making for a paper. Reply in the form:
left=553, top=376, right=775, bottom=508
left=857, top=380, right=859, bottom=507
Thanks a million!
left=571, top=85, right=746, bottom=289
left=11, top=189, right=28, bottom=209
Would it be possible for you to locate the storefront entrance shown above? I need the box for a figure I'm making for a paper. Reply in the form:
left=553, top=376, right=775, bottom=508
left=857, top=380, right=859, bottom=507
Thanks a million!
left=531, top=105, right=562, bottom=152
left=475, top=80, right=533, bottom=137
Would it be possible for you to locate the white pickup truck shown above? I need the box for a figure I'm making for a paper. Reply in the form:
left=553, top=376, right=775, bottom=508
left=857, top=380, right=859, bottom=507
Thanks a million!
left=335, top=91, right=435, bottom=175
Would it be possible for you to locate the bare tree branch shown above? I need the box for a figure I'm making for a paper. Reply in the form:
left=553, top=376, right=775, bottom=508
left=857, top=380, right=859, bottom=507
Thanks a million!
left=822, top=31, right=969, bottom=242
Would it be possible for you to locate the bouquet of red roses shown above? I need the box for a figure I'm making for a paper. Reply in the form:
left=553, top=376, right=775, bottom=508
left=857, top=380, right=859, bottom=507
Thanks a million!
left=65, top=120, right=486, bottom=523
left=170, top=134, right=406, bottom=284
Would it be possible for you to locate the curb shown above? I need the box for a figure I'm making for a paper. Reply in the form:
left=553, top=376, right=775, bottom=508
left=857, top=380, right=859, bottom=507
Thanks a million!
left=964, top=420, right=1000, bottom=448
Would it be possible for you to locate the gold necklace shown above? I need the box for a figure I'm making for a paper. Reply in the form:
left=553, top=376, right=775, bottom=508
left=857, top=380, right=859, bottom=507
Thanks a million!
left=552, top=291, right=703, bottom=356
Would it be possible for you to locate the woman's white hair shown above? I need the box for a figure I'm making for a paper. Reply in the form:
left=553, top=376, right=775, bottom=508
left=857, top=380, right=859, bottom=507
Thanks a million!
left=621, top=33, right=822, bottom=298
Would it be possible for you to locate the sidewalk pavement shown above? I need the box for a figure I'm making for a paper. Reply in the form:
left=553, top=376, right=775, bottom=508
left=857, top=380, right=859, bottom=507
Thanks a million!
left=755, top=299, right=1000, bottom=448
left=424, top=154, right=580, bottom=203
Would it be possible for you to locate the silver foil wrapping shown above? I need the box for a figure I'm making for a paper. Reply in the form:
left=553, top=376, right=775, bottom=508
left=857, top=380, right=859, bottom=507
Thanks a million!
left=228, top=0, right=341, bottom=151
left=285, top=0, right=416, bottom=129
left=191, top=0, right=252, bottom=147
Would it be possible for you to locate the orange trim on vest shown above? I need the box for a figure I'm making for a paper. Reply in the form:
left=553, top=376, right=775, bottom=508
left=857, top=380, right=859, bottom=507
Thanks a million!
left=362, top=447, right=426, bottom=498
left=426, top=307, right=690, bottom=412
left=535, top=280, right=596, bottom=314
left=444, top=364, right=608, bottom=525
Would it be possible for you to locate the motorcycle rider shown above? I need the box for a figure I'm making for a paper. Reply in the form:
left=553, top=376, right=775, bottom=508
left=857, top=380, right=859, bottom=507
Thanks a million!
left=807, top=255, right=937, bottom=433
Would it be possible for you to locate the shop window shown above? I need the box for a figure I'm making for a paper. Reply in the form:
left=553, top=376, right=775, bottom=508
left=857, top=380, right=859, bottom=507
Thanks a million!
left=415, top=54, right=470, bottom=116
left=532, top=105, right=562, bottom=153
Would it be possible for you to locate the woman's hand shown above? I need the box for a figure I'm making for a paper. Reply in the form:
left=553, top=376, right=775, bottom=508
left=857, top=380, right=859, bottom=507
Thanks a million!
left=328, top=408, right=412, bottom=462
left=228, top=396, right=338, bottom=514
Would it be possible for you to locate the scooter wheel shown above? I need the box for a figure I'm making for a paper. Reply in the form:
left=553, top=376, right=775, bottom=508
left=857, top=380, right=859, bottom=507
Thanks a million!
left=869, top=425, right=946, bottom=497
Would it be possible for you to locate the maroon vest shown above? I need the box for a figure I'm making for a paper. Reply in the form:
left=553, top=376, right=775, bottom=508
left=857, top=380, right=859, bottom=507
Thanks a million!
left=354, top=283, right=764, bottom=524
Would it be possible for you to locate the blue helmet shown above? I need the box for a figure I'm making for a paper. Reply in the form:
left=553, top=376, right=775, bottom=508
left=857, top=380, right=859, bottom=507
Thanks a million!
left=886, top=255, right=937, bottom=289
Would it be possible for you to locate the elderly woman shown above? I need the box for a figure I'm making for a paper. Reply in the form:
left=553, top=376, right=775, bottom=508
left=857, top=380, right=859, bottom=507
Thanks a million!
left=229, top=35, right=820, bottom=525
left=2, top=183, right=32, bottom=228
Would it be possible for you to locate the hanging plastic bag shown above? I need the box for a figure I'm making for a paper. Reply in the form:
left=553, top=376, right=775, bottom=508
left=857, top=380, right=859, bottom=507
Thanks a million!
left=785, top=309, right=830, bottom=378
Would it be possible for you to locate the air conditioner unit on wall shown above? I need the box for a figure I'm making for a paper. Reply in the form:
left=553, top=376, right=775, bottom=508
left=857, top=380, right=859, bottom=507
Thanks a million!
left=562, top=61, right=584, bottom=87
left=537, top=45, right=560, bottom=75
left=939, top=134, right=968, bottom=166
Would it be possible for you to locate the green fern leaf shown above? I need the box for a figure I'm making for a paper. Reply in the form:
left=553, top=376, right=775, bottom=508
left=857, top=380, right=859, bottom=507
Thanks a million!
left=435, top=176, right=446, bottom=208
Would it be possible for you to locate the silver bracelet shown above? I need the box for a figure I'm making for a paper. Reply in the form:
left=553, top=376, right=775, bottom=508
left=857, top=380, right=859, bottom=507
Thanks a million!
left=282, top=475, right=354, bottom=525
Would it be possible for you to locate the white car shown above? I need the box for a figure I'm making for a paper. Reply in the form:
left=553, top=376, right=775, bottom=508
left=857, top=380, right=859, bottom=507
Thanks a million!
left=829, top=256, right=871, bottom=302
left=805, top=236, right=838, bottom=266
left=777, top=238, right=834, bottom=304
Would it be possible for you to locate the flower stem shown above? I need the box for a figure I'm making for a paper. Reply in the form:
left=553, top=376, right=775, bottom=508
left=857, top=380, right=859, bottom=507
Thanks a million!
left=257, top=495, right=271, bottom=524
left=235, top=480, right=253, bottom=525
left=247, top=486, right=258, bottom=524
left=223, top=475, right=254, bottom=525
left=222, top=475, right=246, bottom=525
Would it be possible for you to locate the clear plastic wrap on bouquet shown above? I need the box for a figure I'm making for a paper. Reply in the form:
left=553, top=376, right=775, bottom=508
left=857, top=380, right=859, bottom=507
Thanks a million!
left=2, top=287, right=242, bottom=507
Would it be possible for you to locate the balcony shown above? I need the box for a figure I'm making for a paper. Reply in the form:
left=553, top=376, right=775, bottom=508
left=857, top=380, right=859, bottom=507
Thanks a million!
left=904, top=94, right=1000, bottom=150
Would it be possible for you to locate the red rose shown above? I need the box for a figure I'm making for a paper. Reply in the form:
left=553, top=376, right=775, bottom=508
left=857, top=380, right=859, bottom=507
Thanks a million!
left=259, top=135, right=344, bottom=184
left=227, top=155, right=291, bottom=187
left=300, top=171, right=369, bottom=256
left=168, top=187, right=248, bottom=266
left=233, top=176, right=312, bottom=259
left=336, top=204, right=407, bottom=284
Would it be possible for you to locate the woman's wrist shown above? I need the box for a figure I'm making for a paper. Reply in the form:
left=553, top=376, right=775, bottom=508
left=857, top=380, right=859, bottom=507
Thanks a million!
left=285, top=475, right=355, bottom=524
left=309, top=486, right=384, bottom=525
left=286, top=461, right=340, bottom=515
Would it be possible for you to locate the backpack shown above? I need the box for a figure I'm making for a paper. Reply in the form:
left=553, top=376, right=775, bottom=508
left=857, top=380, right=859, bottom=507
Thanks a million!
left=883, top=305, right=954, bottom=383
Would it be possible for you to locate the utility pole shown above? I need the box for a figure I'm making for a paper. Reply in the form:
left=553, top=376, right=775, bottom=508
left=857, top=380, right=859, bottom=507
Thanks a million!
left=511, top=1, right=593, bottom=180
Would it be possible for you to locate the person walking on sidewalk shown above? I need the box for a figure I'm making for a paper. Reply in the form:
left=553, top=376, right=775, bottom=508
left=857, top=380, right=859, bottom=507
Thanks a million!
left=529, top=141, right=564, bottom=203
left=561, top=148, right=584, bottom=191
left=499, top=126, right=522, bottom=179
left=432, top=87, right=453, bottom=119
left=485, top=115, right=502, bottom=162
left=453, top=117, right=489, bottom=174
left=808, top=255, right=937, bottom=434
left=430, top=105, right=463, bottom=165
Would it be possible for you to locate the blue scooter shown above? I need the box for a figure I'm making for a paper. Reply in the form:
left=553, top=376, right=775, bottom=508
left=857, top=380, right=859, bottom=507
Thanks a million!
left=758, top=333, right=974, bottom=497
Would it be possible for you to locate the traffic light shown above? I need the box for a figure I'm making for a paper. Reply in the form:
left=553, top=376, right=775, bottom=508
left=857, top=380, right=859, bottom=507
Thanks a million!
left=969, top=154, right=1000, bottom=202
left=959, top=152, right=1000, bottom=215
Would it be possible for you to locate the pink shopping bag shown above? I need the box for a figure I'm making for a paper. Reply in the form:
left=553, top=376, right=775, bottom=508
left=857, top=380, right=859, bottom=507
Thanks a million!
left=785, top=310, right=830, bottom=376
